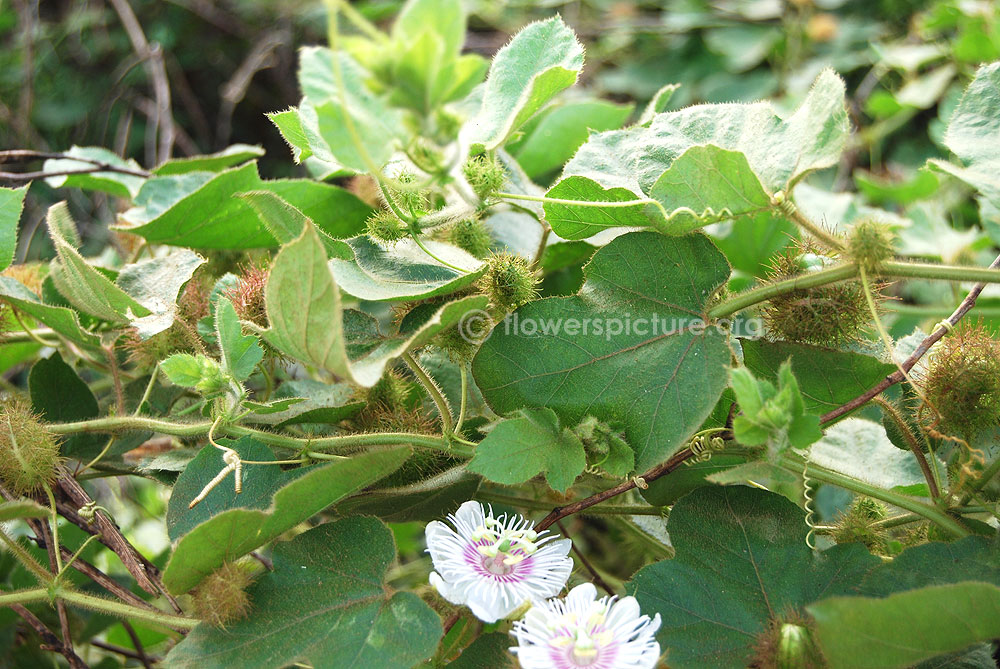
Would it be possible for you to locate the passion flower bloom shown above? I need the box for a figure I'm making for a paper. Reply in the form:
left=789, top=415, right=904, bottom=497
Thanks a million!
left=425, top=501, right=572, bottom=623
left=511, top=582, right=662, bottom=669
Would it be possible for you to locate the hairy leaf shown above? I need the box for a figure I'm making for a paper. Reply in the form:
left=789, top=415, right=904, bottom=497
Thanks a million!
left=165, top=517, right=442, bottom=669
left=0, top=184, right=28, bottom=272
left=474, top=231, right=731, bottom=471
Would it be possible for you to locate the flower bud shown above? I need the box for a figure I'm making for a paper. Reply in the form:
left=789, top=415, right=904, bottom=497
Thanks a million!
left=0, top=396, right=61, bottom=495
left=449, top=218, right=492, bottom=259
left=463, top=155, right=506, bottom=200
left=479, top=253, right=538, bottom=312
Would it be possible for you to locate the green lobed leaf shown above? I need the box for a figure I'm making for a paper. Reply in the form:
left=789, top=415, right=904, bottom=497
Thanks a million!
left=0, top=276, right=100, bottom=348
left=214, top=298, right=263, bottom=382
left=152, top=144, right=265, bottom=175
left=0, top=184, right=28, bottom=272
left=809, top=583, right=1000, bottom=669
left=162, top=445, right=410, bottom=594
left=46, top=202, right=151, bottom=323
left=545, top=69, right=848, bottom=238
left=329, top=235, right=484, bottom=302
left=627, top=486, right=881, bottom=669
left=165, top=517, right=442, bottom=669
left=467, top=408, right=586, bottom=493
left=43, top=146, right=146, bottom=198
left=118, top=162, right=370, bottom=249
left=464, top=16, right=585, bottom=152
left=474, top=231, right=731, bottom=471
left=647, top=145, right=773, bottom=233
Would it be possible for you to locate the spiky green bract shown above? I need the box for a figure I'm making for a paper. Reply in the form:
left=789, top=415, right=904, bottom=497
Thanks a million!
left=831, top=496, right=889, bottom=554
left=365, top=369, right=412, bottom=412
left=448, top=218, right=492, bottom=259
left=479, top=252, right=538, bottom=312
left=846, top=219, right=895, bottom=272
left=753, top=613, right=826, bottom=669
left=923, top=324, right=1000, bottom=436
left=463, top=154, right=505, bottom=200
left=761, top=250, right=871, bottom=346
left=387, top=172, right=428, bottom=214
left=191, top=561, right=257, bottom=628
left=0, top=396, right=61, bottom=495
left=365, top=209, right=408, bottom=245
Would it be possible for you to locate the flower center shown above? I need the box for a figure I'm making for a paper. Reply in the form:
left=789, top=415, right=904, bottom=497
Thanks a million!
left=549, top=606, right=616, bottom=668
left=471, top=518, right=540, bottom=571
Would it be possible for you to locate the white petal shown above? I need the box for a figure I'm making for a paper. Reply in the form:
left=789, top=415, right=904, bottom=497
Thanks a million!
left=429, top=571, right=469, bottom=607
left=564, top=582, right=598, bottom=611
left=465, top=587, right=521, bottom=623
left=452, top=500, right=486, bottom=535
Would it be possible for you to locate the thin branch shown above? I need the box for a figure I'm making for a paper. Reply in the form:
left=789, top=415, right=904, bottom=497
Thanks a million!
left=91, top=639, right=157, bottom=665
left=121, top=621, right=154, bottom=669
left=10, top=604, right=89, bottom=669
left=557, top=520, right=615, bottom=596
left=536, top=447, right=694, bottom=531
left=820, top=252, right=1000, bottom=424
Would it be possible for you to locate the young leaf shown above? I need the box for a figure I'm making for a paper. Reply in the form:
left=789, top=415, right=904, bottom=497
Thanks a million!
left=730, top=361, right=823, bottom=457
left=628, top=486, right=881, bottom=668
left=165, top=518, right=442, bottom=669
left=0, top=184, right=28, bottom=272
left=264, top=223, right=488, bottom=386
left=474, top=231, right=731, bottom=471
left=467, top=408, right=586, bottom=493
left=464, top=16, right=585, bottom=152
left=215, top=298, right=263, bottom=383
left=160, top=354, right=210, bottom=388
left=46, top=202, right=151, bottom=323
left=809, top=582, right=1000, bottom=669
left=236, top=190, right=353, bottom=257
left=162, top=445, right=410, bottom=594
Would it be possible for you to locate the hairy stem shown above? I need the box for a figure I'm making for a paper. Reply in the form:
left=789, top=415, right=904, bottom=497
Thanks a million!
left=708, top=264, right=859, bottom=318
left=46, top=415, right=471, bottom=458
left=403, top=352, right=453, bottom=435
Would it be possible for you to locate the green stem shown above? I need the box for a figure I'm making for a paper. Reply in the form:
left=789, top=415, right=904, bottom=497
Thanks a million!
left=708, top=264, right=860, bottom=318
left=881, top=260, right=1000, bottom=284
left=332, top=0, right=387, bottom=42
left=780, top=455, right=969, bottom=538
left=403, top=352, right=453, bottom=435
left=0, top=588, right=199, bottom=629
left=885, top=303, right=1000, bottom=318
left=46, top=416, right=472, bottom=458
left=409, top=230, right=469, bottom=273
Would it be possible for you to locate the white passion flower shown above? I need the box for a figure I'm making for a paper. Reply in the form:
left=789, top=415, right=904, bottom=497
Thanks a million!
left=425, top=500, right=572, bottom=623
left=511, top=582, right=662, bottom=669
